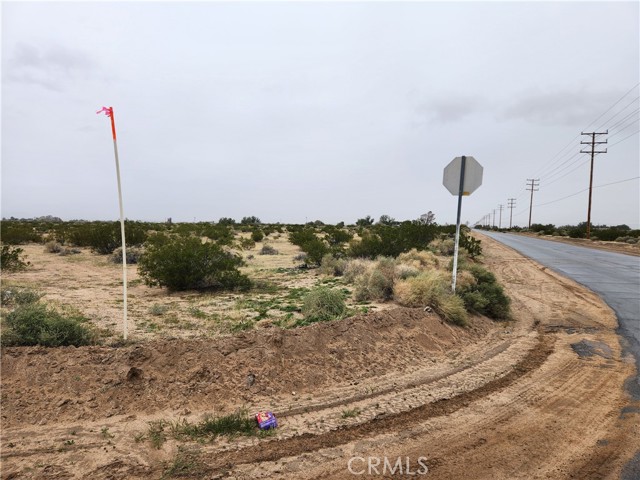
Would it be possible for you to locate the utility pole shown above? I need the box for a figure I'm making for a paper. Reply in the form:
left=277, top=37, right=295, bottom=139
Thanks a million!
left=492, top=209, right=496, bottom=228
left=526, top=179, right=540, bottom=229
left=580, top=131, right=608, bottom=239
left=508, top=198, right=516, bottom=228
left=498, top=204, right=504, bottom=229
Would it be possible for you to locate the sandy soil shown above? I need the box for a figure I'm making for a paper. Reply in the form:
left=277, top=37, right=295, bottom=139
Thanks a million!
left=1, top=236, right=639, bottom=479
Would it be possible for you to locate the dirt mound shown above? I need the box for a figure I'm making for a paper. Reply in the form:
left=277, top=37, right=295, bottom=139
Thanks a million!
left=1, top=307, right=493, bottom=428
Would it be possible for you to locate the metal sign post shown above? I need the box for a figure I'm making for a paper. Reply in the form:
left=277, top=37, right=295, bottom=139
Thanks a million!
left=451, top=156, right=466, bottom=293
left=443, top=155, right=483, bottom=293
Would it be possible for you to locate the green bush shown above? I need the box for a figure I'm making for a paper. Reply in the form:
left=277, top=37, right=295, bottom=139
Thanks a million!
left=138, top=236, right=250, bottom=291
left=301, top=287, right=347, bottom=324
left=251, top=229, right=264, bottom=242
left=1, top=244, right=30, bottom=271
left=1, top=221, right=42, bottom=244
left=2, top=303, right=96, bottom=347
left=68, top=222, right=147, bottom=254
left=459, top=265, right=510, bottom=320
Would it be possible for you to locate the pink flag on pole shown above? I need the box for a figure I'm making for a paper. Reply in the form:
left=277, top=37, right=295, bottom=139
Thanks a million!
left=96, top=106, right=112, bottom=117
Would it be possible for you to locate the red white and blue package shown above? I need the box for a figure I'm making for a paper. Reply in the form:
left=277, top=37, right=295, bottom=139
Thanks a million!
left=255, top=411, right=278, bottom=430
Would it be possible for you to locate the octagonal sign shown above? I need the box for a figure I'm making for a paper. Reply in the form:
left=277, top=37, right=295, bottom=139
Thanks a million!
left=443, top=156, right=483, bottom=196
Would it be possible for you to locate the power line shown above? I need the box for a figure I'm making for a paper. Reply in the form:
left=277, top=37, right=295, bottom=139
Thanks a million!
left=609, top=129, right=640, bottom=148
left=529, top=83, right=639, bottom=182
left=535, top=176, right=640, bottom=207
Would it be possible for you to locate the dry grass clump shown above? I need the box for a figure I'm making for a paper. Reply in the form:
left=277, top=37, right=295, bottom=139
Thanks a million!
left=343, top=258, right=374, bottom=283
left=397, top=249, right=439, bottom=269
left=320, top=254, right=348, bottom=276
left=394, top=270, right=468, bottom=326
left=45, top=241, right=63, bottom=253
left=353, top=257, right=397, bottom=302
left=429, top=237, right=455, bottom=256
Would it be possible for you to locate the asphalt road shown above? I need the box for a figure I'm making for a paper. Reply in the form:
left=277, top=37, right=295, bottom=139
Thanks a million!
left=478, top=231, right=640, bottom=393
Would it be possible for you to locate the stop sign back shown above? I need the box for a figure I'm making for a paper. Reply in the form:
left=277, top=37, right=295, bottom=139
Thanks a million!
left=443, top=156, right=483, bottom=196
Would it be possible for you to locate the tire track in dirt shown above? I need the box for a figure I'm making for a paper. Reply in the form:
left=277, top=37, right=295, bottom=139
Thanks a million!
left=143, top=333, right=554, bottom=477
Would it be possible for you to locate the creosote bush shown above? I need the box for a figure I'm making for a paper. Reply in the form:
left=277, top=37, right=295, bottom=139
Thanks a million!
left=1, top=302, right=96, bottom=347
left=139, top=235, right=250, bottom=292
left=1, top=244, right=30, bottom=272
left=458, top=265, right=511, bottom=320
left=301, top=287, right=347, bottom=324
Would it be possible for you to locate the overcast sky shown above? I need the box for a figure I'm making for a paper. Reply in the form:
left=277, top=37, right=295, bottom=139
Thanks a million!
left=2, top=1, right=639, bottom=227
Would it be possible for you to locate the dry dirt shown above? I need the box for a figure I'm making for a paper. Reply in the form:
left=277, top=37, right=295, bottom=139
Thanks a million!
left=1, top=236, right=639, bottom=479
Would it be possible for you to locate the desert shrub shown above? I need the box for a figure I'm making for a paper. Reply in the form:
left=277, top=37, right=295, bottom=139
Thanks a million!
left=347, top=233, right=383, bottom=259
left=429, top=237, right=455, bottom=256
left=68, top=222, right=147, bottom=254
left=396, top=264, right=420, bottom=279
left=110, top=246, right=144, bottom=264
left=460, top=233, right=482, bottom=258
left=240, top=216, right=261, bottom=225
left=218, top=217, right=236, bottom=225
left=289, top=228, right=329, bottom=264
left=458, top=265, right=510, bottom=320
left=324, top=227, right=353, bottom=246
left=301, top=287, right=347, bottom=324
left=200, top=225, right=234, bottom=245
left=0, top=222, right=42, bottom=244
left=238, top=238, right=256, bottom=250
left=45, top=241, right=63, bottom=253
left=293, top=252, right=308, bottom=264
left=0, top=287, right=43, bottom=306
left=394, top=270, right=468, bottom=326
left=300, top=238, right=329, bottom=266
left=1, top=244, right=30, bottom=271
left=397, top=249, right=439, bottom=269
left=320, top=254, right=348, bottom=276
left=259, top=244, right=279, bottom=255
left=1, top=302, right=96, bottom=347
left=138, top=236, right=250, bottom=291
left=436, top=294, right=468, bottom=326
left=343, top=258, right=373, bottom=283
left=149, top=303, right=169, bottom=316
left=353, top=257, right=396, bottom=302
left=251, top=229, right=264, bottom=242
left=58, top=246, right=81, bottom=256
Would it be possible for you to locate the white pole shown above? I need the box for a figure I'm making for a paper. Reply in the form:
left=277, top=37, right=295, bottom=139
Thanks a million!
left=112, top=137, right=128, bottom=340
left=451, top=155, right=466, bottom=293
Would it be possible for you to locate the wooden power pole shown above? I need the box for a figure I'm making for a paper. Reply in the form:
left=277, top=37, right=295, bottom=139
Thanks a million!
left=580, top=131, right=608, bottom=239
left=526, top=179, right=540, bottom=229
left=508, top=198, right=516, bottom=228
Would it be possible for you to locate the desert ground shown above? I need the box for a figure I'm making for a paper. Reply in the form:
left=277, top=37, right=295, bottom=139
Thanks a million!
left=1, top=234, right=638, bottom=479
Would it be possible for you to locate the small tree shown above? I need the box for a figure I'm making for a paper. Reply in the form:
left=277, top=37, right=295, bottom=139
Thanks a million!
left=139, top=236, right=250, bottom=291
left=356, top=215, right=375, bottom=227
left=417, top=211, right=436, bottom=225
left=240, top=216, right=261, bottom=225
